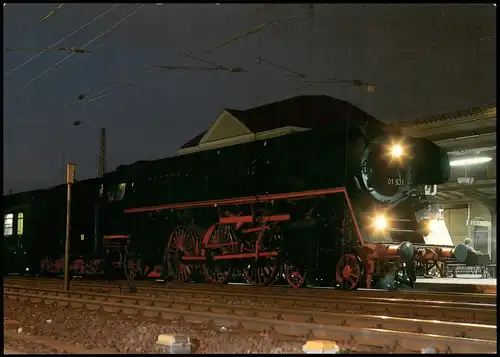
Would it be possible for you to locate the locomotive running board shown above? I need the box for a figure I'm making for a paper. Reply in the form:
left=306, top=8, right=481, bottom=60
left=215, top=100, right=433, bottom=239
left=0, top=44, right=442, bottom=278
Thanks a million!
left=123, top=187, right=364, bottom=245
left=124, top=187, right=345, bottom=213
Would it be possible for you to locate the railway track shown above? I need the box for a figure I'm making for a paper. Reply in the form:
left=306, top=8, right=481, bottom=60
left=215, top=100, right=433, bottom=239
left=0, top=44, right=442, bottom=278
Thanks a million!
left=6, top=275, right=497, bottom=304
left=4, top=283, right=497, bottom=353
left=4, top=277, right=497, bottom=324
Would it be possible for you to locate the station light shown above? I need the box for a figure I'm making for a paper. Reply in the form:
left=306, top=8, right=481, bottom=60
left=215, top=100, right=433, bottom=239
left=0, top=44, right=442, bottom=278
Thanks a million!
left=449, top=156, right=492, bottom=167
left=374, top=215, right=388, bottom=230
left=390, top=144, right=403, bottom=159
left=428, top=219, right=439, bottom=232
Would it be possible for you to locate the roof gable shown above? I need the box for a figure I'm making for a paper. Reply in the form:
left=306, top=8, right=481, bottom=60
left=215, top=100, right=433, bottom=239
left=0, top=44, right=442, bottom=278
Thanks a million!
left=179, top=131, right=206, bottom=149
left=199, top=110, right=251, bottom=144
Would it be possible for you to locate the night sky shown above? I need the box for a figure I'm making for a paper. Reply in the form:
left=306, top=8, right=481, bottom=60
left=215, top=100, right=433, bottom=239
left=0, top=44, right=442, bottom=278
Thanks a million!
left=3, top=4, right=496, bottom=193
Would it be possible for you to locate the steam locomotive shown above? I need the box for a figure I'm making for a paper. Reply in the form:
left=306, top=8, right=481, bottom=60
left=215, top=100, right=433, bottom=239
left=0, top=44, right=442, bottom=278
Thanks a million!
left=3, top=96, right=478, bottom=289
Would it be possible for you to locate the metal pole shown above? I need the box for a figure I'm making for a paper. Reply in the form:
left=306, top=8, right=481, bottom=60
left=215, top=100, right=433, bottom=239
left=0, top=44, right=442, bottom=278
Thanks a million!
left=491, top=213, right=496, bottom=263
left=95, top=128, right=106, bottom=254
left=64, top=163, right=75, bottom=292
left=99, top=128, right=106, bottom=177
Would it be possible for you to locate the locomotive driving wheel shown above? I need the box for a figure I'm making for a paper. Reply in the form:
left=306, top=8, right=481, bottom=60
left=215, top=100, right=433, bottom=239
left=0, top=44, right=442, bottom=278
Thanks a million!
left=335, top=253, right=363, bottom=290
left=243, top=230, right=279, bottom=286
left=166, top=225, right=196, bottom=282
left=202, top=224, right=234, bottom=284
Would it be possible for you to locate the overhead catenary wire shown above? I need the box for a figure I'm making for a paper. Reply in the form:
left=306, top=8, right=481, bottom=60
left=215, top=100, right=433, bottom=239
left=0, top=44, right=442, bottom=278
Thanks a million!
left=75, top=8, right=306, bottom=103
left=4, top=4, right=120, bottom=78
left=87, top=92, right=112, bottom=103
left=254, top=54, right=377, bottom=93
left=140, top=12, right=301, bottom=80
left=256, top=56, right=306, bottom=78
left=296, top=79, right=377, bottom=92
left=41, top=4, right=64, bottom=21
left=176, top=52, right=247, bottom=73
left=295, top=77, right=465, bottom=98
left=5, top=47, right=94, bottom=54
left=201, top=13, right=299, bottom=55
left=148, top=65, right=221, bottom=72
left=26, top=4, right=145, bottom=86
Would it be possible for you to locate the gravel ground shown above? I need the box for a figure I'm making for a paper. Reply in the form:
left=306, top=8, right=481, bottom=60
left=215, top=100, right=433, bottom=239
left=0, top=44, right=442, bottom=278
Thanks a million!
left=4, top=336, right=66, bottom=354
left=4, top=299, right=308, bottom=354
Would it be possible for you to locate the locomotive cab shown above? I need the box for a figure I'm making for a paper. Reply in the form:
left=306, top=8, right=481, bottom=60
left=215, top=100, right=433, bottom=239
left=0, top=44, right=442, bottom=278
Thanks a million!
left=99, top=177, right=131, bottom=250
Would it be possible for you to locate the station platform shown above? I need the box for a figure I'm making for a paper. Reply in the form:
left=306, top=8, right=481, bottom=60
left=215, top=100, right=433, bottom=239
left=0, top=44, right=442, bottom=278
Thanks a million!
left=415, top=275, right=497, bottom=294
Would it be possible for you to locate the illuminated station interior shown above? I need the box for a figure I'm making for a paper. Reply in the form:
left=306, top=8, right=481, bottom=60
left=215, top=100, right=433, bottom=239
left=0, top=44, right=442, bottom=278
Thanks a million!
left=392, top=105, right=496, bottom=263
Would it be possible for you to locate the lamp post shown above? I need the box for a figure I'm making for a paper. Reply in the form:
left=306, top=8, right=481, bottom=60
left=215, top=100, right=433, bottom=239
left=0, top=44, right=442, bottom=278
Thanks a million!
left=64, top=163, right=75, bottom=292
left=95, top=128, right=106, bottom=254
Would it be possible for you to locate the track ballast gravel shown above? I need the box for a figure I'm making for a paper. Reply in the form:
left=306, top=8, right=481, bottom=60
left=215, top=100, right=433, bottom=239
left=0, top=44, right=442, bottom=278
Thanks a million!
left=4, top=299, right=310, bottom=354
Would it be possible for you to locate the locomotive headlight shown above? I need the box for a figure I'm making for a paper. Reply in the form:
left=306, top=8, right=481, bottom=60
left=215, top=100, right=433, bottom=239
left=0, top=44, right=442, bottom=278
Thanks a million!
left=390, top=144, right=403, bottom=158
left=375, top=215, right=388, bottom=230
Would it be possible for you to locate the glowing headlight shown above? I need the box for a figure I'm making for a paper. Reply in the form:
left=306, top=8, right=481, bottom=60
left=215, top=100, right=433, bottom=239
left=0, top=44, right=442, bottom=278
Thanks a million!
left=375, top=215, right=387, bottom=230
left=390, top=144, right=403, bottom=158
left=428, top=219, right=439, bottom=232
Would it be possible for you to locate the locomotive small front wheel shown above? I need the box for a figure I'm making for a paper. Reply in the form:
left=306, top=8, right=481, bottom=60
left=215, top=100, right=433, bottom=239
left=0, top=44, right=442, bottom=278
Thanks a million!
left=123, top=256, right=138, bottom=281
left=284, top=263, right=307, bottom=288
left=40, top=258, right=50, bottom=275
left=335, top=253, right=363, bottom=290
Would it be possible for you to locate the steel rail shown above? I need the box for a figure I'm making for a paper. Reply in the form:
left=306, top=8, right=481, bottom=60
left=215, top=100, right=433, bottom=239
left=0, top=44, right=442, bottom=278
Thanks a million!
left=4, top=283, right=496, bottom=325
left=6, top=276, right=496, bottom=310
left=6, top=279, right=496, bottom=314
left=5, top=276, right=496, bottom=304
left=5, top=279, right=496, bottom=324
left=4, top=288, right=496, bottom=353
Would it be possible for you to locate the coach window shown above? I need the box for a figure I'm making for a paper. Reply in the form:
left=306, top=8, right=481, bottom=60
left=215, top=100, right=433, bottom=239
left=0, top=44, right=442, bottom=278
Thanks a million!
left=17, top=213, right=24, bottom=235
left=115, top=183, right=126, bottom=201
left=4, top=213, right=13, bottom=236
